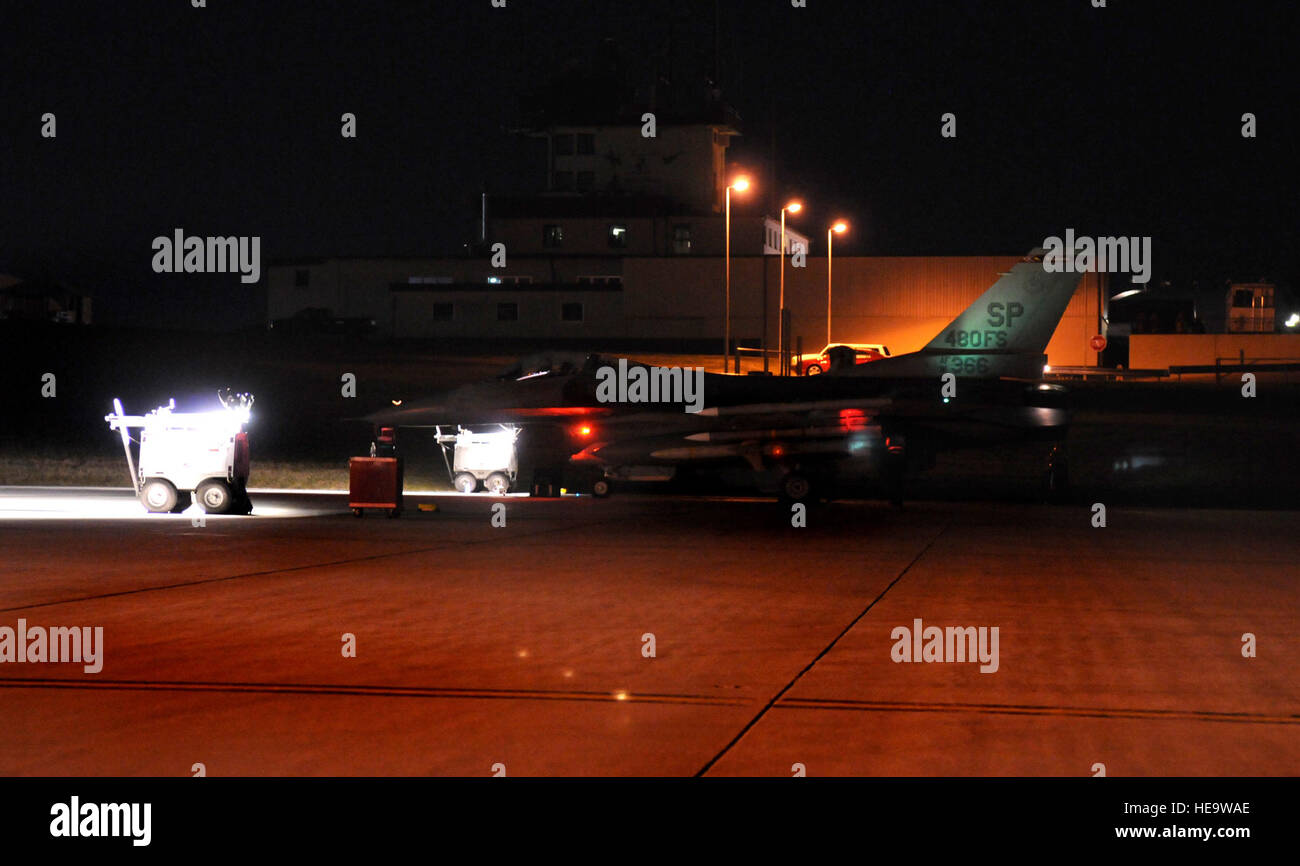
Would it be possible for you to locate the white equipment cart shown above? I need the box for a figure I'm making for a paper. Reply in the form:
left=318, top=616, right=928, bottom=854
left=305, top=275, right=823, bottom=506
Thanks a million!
left=105, top=392, right=254, bottom=514
left=435, top=425, right=519, bottom=494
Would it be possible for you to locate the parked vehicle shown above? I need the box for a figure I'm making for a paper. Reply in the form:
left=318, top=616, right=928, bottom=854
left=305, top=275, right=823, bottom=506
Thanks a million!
left=269, top=307, right=376, bottom=337
left=793, top=342, right=891, bottom=375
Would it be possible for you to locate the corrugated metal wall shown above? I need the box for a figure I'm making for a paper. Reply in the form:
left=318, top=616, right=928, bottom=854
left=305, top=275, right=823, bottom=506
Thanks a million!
left=269, top=254, right=1100, bottom=363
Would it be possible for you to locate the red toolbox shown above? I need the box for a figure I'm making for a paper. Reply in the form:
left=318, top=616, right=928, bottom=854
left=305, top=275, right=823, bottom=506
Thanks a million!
left=349, top=457, right=403, bottom=517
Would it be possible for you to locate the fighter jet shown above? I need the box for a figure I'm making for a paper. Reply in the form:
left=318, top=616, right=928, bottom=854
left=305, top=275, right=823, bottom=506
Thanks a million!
left=365, top=249, right=1082, bottom=502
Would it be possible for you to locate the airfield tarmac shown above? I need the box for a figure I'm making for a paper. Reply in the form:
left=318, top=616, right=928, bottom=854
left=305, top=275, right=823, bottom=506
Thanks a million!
left=0, top=487, right=1295, bottom=777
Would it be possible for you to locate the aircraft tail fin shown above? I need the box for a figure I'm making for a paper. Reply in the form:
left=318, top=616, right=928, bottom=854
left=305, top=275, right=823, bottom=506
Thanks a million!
left=921, top=248, right=1082, bottom=355
left=844, top=248, right=1082, bottom=380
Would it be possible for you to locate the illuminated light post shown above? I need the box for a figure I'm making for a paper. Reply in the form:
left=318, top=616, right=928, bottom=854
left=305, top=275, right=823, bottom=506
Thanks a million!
left=827, top=221, right=847, bottom=346
left=778, top=201, right=802, bottom=376
left=724, top=175, right=750, bottom=372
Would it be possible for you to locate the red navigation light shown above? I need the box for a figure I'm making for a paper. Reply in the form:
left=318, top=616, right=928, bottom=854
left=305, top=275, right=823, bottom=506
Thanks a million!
left=838, top=409, right=869, bottom=431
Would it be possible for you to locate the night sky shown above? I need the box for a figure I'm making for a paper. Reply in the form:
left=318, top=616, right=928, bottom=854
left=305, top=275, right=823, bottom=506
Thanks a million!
left=3, top=0, right=1296, bottom=328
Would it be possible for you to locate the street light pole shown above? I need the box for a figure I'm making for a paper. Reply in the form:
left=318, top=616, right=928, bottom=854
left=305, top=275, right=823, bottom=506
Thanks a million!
left=725, top=185, right=731, bottom=370
left=826, top=227, right=833, bottom=347
left=827, top=221, right=847, bottom=347
left=724, top=176, right=750, bottom=373
left=778, top=201, right=801, bottom=376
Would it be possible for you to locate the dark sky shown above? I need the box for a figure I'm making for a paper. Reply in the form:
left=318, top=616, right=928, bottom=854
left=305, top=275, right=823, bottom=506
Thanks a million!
left=2, top=0, right=1296, bottom=328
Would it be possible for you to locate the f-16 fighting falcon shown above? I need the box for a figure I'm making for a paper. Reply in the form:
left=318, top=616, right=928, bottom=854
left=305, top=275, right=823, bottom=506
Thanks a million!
left=366, top=249, right=1082, bottom=503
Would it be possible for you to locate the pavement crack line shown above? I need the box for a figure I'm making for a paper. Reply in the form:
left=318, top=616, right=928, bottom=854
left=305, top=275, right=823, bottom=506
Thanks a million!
left=776, top=698, right=1300, bottom=726
left=694, top=515, right=954, bottom=776
left=0, top=677, right=747, bottom=708
left=0, top=512, right=632, bottom=614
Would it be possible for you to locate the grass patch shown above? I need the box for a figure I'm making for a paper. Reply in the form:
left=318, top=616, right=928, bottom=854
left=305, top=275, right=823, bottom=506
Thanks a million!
left=0, top=453, right=451, bottom=491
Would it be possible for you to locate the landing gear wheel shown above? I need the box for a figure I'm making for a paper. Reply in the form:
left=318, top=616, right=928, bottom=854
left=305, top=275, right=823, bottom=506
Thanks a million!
left=352, top=508, right=364, bottom=517
left=779, top=472, right=812, bottom=503
left=141, top=478, right=178, bottom=513
left=805, top=364, right=823, bottom=376
left=484, top=472, right=510, bottom=495
left=196, top=479, right=234, bottom=514
left=592, top=479, right=611, bottom=498
left=453, top=472, right=478, bottom=494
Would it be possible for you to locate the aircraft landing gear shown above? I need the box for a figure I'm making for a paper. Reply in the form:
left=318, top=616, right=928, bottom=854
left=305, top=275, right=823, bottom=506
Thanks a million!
left=778, top=472, right=813, bottom=503
left=1045, top=444, right=1069, bottom=503
left=884, top=431, right=907, bottom=507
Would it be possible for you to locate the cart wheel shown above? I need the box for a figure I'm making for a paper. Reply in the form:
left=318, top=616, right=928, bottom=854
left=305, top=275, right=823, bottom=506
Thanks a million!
left=484, top=472, right=510, bottom=495
left=196, top=479, right=234, bottom=514
left=140, top=478, right=178, bottom=513
left=352, top=508, right=364, bottom=517
left=592, top=479, right=611, bottom=498
left=453, top=472, right=478, bottom=494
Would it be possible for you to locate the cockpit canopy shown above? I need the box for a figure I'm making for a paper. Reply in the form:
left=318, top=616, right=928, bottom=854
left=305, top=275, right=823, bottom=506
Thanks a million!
left=495, top=352, right=605, bottom=381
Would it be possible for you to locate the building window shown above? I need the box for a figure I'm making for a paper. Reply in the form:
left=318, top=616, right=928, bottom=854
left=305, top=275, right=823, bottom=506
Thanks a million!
left=673, top=224, right=692, bottom=255
left=608, top=224, right=628, bottom=248
left=576, top=275, right=623, bottom=287
left=576, top=133, right=595, bottom=154
left=543, top=225, right=564, bottom=248
left=487, top=275, right=533, bottom=286
left=553, top=171, right=574, bottom=191
left=295, top=269, right=310, bottom=287
left=408, top=275, right=453, bottom=284
left=553, top=133, right=574, bottom=156
left=576, top=171, right=594, bottom=191
left=561, top=302, right=584, bottom=322
left=432, top=302, right=454, bottom=321
left=497, top=302, right=519, bottom=321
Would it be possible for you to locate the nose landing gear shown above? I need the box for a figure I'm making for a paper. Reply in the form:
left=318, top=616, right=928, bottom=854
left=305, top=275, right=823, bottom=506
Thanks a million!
left=1045, top=443, right=1070, bottom=503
